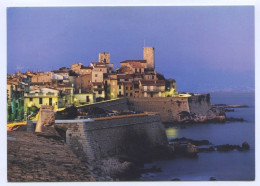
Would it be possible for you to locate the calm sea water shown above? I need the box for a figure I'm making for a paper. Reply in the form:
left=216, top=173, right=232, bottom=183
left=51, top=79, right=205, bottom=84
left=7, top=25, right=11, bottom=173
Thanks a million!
left=140, top=92, right=255, bottom=181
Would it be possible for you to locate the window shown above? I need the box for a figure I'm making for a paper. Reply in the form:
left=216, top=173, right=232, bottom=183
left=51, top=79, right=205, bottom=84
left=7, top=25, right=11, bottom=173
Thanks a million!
left=86, top=96, right=90, bottom=102
left=98, top=85, right=102, bottom=88
left=125, top=93, right=128, bottom=96
left=100, top=69, right=102, bottom=71
left=119, top=85, right=121, bottom=89
left=144, top=86, right=147, bottom=91
left=130, top=93, right=133, bottom=97
left=98, top=90, right=102, bottom=94
left=29, top=98, right=33, bottom=101
left=159, top=92, right=162, bottom=97
left=39, top=98, right=42, bottom=104
left=135, top=69, right=137, bottom=73
left=144, top=92, right=147, bottom=97
left=139, top=69, right=141, bottom=73
left=130, top=87, right=132, bottom=90
left=152, top=76, right=154, bottom=79
left=49, top=98, right=52, bottom=106
left=112, top=82, right=115, bottom=85
left=95, top=74, right=98, bottom=77
left=119, top=91, right=122, bottom=96
left=126, top=87, right=128, bottom=90
left=150, top=86, right=154, bottom=91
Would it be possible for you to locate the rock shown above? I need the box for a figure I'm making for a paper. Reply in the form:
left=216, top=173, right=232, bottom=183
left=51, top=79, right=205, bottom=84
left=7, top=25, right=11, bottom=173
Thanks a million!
left=187, top=142, right=198, bottom=154
left=216, top=144, right=241, bottom=152
left=242, top=141, right=250, bottom=150
left=209, top=177, right=216, bottom=181
left=226, top=117, right=244, bottom=122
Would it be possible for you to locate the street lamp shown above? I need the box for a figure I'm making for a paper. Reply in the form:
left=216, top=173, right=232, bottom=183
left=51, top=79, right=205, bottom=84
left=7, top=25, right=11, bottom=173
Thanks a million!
left=27, top=101, right=33, bottom=120
left=73, top=97, right=78, bottom=106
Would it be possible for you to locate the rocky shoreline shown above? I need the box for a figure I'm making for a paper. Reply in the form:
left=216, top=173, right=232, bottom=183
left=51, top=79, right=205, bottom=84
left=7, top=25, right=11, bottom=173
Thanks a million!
left=89, top=136, right=250, bottom=181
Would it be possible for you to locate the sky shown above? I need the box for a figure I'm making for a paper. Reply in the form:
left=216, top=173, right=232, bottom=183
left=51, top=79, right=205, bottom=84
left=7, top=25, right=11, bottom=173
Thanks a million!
left=7, top=6, right=254, bottom=92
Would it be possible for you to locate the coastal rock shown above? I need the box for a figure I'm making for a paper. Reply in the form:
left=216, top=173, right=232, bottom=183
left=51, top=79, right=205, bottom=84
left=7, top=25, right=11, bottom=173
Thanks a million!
left=209, top=177, right=216, bottom=181
left=242, top=141, right=250, bottom=150
left=226, top=117, right=244, bottom=122
left=186, top=143, right=198, bottom=154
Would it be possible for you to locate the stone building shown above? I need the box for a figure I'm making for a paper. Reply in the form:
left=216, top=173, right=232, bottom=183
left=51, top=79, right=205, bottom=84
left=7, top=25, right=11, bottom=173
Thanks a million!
left=31, top=72, right=52, bottom=83
left=143, top=47, right=155, bottom=69
left=139, top=80, right=165, bottom=98
left=74, top=74, right=92, bottom=94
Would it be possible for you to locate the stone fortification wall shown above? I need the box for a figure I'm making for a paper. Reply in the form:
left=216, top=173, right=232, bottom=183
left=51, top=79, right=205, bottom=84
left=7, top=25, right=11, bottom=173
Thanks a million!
left=128, top=95, right=211, bottom=122
left=77, top=98, right=128, bottom=112
left=128, top=97, right=190, bottom=122
left=54, top=114, right=167, bottom=161
left=188, top=94, right=211, bottom=116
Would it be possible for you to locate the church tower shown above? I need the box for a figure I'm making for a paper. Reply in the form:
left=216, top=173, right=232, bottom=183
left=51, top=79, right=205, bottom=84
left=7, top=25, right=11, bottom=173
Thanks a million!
left=143, top=47, right=154, bottom=69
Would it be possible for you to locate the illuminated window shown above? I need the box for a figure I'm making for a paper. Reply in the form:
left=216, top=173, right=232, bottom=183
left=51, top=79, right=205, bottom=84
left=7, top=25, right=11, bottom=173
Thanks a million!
left=150, top=86, right=153, bottom=91
left=144, top=86, right=147, bottom=91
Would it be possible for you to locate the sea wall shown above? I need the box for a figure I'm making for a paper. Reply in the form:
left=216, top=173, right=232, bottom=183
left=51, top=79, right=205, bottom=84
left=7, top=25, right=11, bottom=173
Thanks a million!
left=188, top=94, right=211, bottom=116
left=128, top=97, right=190, bottom=122
left=128, top=94, right=211, bottom=122
left=54, top=113, right=168, bottom=161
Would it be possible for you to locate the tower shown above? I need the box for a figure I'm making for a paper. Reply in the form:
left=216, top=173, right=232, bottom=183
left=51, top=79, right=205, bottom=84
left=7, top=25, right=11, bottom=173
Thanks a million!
left=143, top=47, right=154, bottom=69
left=99, top=52, right=110, bottom=64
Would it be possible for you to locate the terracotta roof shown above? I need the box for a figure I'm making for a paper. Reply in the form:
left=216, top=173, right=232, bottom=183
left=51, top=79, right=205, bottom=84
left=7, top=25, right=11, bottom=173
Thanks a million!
left=120, top=60, right=147, bottom=63
left=117, top=74, right=133, bottom=79
left=52, top=70, right=69, bottom=73
left=129, top=62, right=143, bottom=68
left=140, top=80, right=165, bottom=86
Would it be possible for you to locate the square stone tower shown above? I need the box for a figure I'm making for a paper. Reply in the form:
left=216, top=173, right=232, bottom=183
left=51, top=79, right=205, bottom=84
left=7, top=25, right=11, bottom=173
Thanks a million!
left=99, top=52, right=110, bottom=64
left=143, top=47, right=155, bottom=69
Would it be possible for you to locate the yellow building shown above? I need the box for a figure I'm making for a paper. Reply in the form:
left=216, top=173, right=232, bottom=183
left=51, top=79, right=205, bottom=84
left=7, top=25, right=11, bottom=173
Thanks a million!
left=24, top=88, right=64, bottom=112
left=73, top=93, right=96, bottom=106
left=104, top=76, right=118, bottom=100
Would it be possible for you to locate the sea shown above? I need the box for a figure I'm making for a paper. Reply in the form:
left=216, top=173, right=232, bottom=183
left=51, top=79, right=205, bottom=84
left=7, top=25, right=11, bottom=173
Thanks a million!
left=139, top=91, right=255, bottom=181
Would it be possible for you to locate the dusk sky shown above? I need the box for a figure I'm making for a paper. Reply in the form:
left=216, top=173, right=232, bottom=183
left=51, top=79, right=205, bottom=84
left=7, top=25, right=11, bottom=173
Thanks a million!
left=7, top=6, right=254, bottom=92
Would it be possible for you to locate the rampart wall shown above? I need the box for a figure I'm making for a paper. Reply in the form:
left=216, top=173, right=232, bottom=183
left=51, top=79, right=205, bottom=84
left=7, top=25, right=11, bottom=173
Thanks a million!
left=128, top=94, right=211, bottom=122
left=54, top=114, right=168, bottom=161
left=128, top=97, right=190, bottom=122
